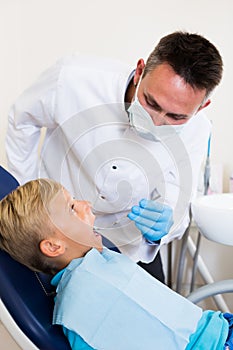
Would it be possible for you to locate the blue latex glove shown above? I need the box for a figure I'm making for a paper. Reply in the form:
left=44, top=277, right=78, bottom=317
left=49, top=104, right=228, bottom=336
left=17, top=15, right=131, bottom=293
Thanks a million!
left=127, top=199, right=173, bottom=242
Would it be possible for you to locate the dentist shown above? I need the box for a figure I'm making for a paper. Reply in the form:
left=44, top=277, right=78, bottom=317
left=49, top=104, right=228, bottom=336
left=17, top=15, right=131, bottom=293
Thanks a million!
left=6, top=31, right=223, bottom=282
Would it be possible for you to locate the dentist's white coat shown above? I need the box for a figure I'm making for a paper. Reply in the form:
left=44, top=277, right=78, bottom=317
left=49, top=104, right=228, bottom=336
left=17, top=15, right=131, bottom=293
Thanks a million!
left=6, top=54, right=211, bottom=262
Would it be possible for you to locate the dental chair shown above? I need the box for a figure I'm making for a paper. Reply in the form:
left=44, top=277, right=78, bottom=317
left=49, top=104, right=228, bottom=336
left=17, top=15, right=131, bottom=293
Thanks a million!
left=0, top=166, right=71, bottom=350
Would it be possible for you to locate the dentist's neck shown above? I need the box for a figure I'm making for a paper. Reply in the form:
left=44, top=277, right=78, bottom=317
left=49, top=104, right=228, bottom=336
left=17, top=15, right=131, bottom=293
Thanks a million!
left=124, top=78, right=136, bottom=104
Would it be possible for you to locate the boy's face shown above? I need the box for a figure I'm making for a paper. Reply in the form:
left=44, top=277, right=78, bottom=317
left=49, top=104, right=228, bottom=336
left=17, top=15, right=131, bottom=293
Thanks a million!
left=48, top=188, right=103, bottom=252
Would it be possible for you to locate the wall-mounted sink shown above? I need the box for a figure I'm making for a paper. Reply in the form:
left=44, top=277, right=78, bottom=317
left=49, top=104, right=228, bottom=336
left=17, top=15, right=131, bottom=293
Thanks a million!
left=191, top=193, right=233, bottom=246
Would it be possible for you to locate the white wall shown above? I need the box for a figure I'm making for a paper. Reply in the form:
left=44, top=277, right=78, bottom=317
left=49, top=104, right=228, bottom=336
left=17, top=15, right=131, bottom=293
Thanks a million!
left=0, top=0, right=233, bottom=347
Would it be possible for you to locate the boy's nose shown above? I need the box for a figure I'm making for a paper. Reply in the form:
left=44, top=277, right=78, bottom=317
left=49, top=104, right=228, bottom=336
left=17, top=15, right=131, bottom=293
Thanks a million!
left=76, top=200, right=92, bottom=212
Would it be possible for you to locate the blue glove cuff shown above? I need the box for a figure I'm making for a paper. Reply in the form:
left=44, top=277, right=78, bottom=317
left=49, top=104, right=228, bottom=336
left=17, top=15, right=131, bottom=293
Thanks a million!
left=146, top=238, right=161, bottom=245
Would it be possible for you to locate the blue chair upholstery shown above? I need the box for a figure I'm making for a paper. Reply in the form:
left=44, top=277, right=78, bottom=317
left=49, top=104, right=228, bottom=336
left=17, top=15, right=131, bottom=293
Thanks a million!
left=0, top=166, right=71, bottom=350
left=0, top=166, right=19, bottom=199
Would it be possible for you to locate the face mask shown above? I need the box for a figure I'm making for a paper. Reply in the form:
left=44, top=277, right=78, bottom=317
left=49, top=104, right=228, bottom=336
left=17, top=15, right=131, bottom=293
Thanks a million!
left=128, top=80, right=184, bottom=142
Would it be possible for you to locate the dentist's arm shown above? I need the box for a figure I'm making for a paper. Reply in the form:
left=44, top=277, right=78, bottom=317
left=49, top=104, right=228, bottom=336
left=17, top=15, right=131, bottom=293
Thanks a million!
left=5, top=65, right=58, bottom=184
left=128, top=199, right=173, bottom=242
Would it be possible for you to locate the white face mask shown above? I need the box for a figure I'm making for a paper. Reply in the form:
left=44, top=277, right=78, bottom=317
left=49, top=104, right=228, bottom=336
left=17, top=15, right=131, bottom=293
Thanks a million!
left=128, top=79, right=184, bottom=142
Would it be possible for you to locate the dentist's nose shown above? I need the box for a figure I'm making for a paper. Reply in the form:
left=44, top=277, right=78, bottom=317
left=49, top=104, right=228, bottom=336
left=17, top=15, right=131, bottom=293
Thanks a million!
left=151, top=111, right=167, bottom=126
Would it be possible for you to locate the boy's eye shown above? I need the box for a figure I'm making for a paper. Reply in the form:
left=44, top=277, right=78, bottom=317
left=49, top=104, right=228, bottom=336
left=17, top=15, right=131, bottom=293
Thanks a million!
left=71, top=203, right=75, bottom=212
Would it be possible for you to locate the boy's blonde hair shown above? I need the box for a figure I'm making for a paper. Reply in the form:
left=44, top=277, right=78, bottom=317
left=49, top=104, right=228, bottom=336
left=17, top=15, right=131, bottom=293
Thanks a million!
left=0, top=178, right=62, bottom=274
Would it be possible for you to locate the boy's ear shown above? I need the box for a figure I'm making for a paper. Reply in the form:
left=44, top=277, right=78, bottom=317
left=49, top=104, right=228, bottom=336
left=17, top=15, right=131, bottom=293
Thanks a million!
left=39, top=238, right=65, bottom=257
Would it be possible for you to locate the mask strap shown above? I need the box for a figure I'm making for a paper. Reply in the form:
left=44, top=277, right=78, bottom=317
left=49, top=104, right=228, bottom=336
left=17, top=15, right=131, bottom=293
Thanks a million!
left=133, top=74, right=143, bottom=101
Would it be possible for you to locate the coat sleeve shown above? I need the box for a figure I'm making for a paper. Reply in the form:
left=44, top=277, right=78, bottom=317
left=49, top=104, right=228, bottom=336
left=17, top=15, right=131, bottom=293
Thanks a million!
left=161, top=112, right=212, bottom=245
left=5, top=63, right=60, bottom=184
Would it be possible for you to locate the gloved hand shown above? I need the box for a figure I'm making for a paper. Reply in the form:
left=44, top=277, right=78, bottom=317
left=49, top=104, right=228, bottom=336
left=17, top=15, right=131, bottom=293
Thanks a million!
left=127, top=199, right=173, bottom=242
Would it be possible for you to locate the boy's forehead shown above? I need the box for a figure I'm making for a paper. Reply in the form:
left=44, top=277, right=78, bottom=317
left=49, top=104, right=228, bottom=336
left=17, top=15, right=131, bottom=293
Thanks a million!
left=54, top=187, right=69, bottom=199
left=47, top=188, right=70, bottom=228
left=49, top=188, right=68, bottom=209
left=62, top=187, right=72, bottom=201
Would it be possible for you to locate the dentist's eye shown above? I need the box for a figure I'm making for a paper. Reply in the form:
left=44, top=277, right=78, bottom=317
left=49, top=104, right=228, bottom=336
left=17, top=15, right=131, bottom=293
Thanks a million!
left=144, top=95, right=161, bottom=112
left=71, top=203, right=75, bottom=212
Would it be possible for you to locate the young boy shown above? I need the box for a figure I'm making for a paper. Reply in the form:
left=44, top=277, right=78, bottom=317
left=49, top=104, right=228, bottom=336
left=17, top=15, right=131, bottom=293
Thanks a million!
left=0, top=178, right=232, bottom=350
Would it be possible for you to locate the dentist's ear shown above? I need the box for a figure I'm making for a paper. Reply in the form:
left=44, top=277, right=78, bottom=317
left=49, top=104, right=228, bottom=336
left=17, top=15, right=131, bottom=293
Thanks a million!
left=39, top=238, right=66, bottom=257
left=134, top=59, right=145, bottom=86
left=198, top=99, right=211, bottom=112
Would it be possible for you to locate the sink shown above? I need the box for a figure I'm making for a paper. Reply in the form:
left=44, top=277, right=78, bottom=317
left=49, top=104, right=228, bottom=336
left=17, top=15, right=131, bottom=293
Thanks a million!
left=191, top=193, right=233, bottom=246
